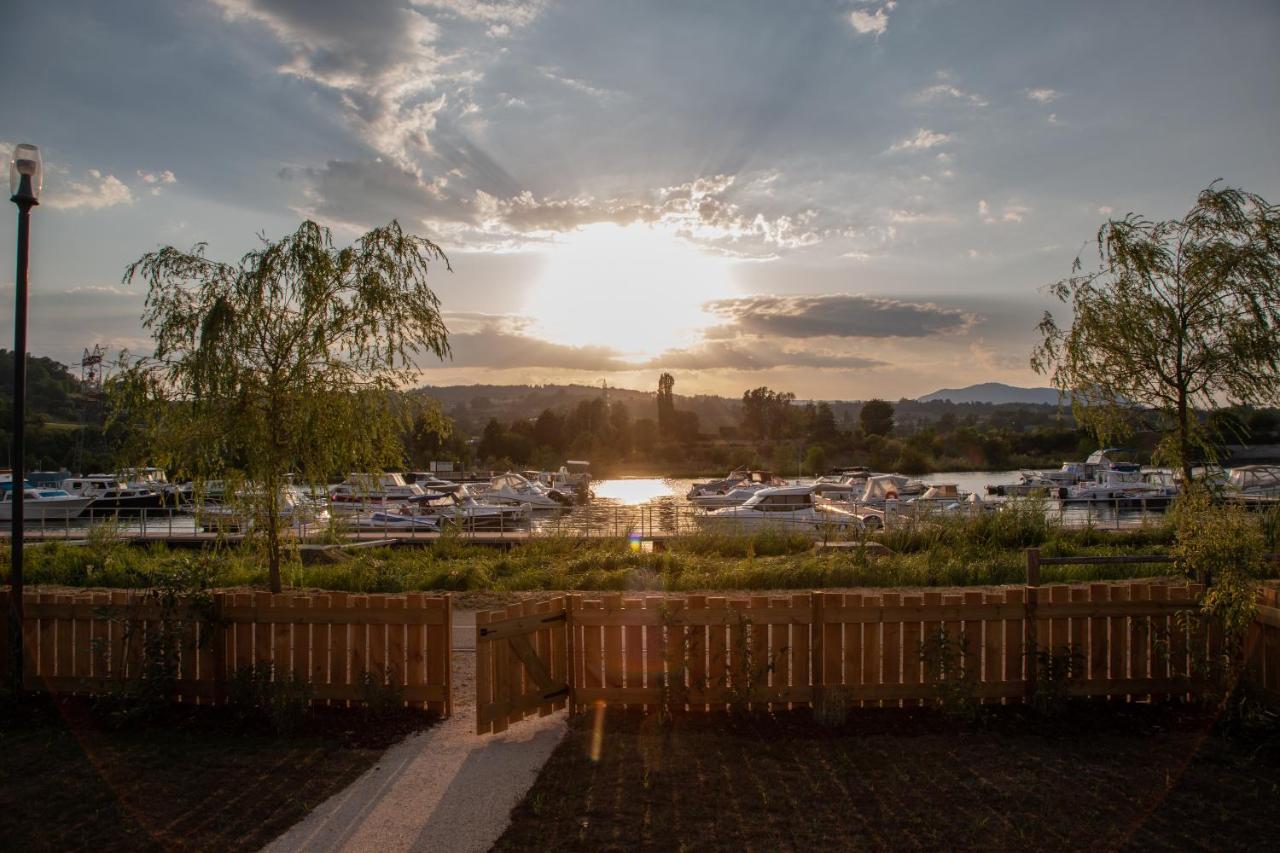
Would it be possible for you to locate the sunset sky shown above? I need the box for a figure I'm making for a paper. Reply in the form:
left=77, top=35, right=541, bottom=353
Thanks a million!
left=2, top=0, right=1278, bottom=400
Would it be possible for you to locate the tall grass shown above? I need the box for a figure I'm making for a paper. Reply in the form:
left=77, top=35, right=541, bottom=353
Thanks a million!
left=6, top=510, right=1263, bottom=595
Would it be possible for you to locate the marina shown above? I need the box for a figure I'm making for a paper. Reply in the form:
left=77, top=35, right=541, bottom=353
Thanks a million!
left=5, top=463, right=1266, bottom=547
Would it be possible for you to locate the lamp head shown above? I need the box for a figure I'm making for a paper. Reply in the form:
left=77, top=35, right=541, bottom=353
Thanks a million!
left=10, top=144, right=41, bottom=202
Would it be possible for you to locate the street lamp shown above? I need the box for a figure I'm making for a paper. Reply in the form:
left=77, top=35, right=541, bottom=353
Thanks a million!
left=8, top=143, right=39, bottom=692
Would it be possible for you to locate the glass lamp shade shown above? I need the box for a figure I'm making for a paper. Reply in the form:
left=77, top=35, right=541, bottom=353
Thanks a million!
left=10, top=143, right=41, bottom=200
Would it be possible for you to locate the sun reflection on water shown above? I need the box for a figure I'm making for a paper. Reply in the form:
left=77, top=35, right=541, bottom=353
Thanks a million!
left=590, top=478, right=677, bottom=505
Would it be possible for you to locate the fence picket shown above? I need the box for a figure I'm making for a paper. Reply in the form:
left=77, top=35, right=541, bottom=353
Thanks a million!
left=1088, top=584, right=1108, bottom=689
left=770, top=596, right=790, bottom=710
left=644, top=596, right=666, bottom=712
left=707, top=596, right=728, bottom=709
left=623, top=597, right=644, bottom=711
left=902, top=593, right=923, bottom=706
left=1109, top=585, right=1129, bottom=694
left=843, top=593, right=863, bottom=707
left=881, top=592, right=902, bottom=708
left=981, top=590, right=1002, bottom=701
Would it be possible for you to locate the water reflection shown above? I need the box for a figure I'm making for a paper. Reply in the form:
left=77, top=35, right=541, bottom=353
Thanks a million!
left=590, top=478, right=677, bottom=505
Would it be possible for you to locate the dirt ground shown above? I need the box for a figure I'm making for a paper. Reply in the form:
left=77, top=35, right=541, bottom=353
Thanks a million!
left=494, top=705, right=1280, bottom=852
left=0, top=697, right=437, bottom=852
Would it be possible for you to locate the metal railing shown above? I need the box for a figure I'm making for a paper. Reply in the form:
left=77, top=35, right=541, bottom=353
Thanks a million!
left=4, top=494, right=1189, bottom=544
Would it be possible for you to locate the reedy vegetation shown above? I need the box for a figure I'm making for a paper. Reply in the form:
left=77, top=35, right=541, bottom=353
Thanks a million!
left=12, top=501, right=1276, bottom=595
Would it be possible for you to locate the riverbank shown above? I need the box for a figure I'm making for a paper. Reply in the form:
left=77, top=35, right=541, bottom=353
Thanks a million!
left=10, top=513, right=1255, bottom=595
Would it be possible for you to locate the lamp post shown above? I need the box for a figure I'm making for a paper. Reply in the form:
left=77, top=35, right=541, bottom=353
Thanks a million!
left=8, top=143, right=40, bottom=693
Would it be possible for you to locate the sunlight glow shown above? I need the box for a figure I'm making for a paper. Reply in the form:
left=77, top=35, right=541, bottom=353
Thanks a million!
left=593, top=478, right=677, bottom=505
left=525, top=223, right=735, bottom=359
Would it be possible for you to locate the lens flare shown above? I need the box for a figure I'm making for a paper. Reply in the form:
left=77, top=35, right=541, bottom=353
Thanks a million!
left=589, top=699, right=606, bottom=762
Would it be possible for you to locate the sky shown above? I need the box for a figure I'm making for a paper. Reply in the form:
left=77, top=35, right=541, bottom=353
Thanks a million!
left=1, top=0, right=1278, bottom=401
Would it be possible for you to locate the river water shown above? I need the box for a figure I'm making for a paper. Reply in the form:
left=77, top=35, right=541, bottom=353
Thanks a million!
left=31, top=471, right=1165, bottom=539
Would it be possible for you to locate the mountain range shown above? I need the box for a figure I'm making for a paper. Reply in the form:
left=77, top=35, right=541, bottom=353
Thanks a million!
left=916, top=383, right=1068, bottom=406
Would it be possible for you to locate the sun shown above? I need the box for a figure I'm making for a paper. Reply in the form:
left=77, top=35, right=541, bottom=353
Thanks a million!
left=524, top=222, right=735, bottom=360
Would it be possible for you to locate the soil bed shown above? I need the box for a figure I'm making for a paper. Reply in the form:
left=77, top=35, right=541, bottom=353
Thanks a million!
left=0, top=694, right=437, bottom=852
left=495, top=705, right=1280, bottom=851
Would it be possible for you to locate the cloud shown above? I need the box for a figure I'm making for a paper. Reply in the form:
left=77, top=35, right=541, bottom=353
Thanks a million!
left=44, top=169, right=134, bottom=210
left=915, top=81, right=988, bottom=108
left=419, top=0, right=548, bottom=29
left=979, top=199, right=1030, bottom=224
left=849, top=2, right=896, bottom=36
left=887, top=208, right=949, bottom=224
left=704, top=294, right=977, bottom=339
left=437, top=309, right=889, bottom=373
left=1026, top=87, right=1061, bottom=103
left=286, top=161, right=828, bottom=256
left=209, top=0, right=447, bottom=167
left=647, top=339, right=883, bottom=371
left=136, top=169, right=177, bottom=196
left=440, top=313, right=635, bottom=371
left=888, top=128, right=952, bottom=153
left=537, top=67, right=620, bottom=100
left=209, top=0, right=548, bottom=170
left=1097, top=205, right=1113, bottom=216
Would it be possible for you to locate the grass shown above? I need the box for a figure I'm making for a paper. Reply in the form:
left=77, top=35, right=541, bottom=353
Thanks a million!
left=7, top=507, right=1272, bottom=594
left=494, top=706, right=1280, bottom=852
left=0, top=694, right=436, bottom=852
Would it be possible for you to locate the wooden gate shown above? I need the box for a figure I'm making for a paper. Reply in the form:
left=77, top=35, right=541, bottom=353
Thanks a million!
left=475, top=597, right=570, bottom=734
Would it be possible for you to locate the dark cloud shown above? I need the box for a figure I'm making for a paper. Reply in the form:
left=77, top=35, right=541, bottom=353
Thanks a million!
left=436, top=313, right=634, bottom=371
left=647, top=339, right=883, bottom=371
left=430, top=312, right=885, bottom=373
left=705, top=294, right=976, bottom=339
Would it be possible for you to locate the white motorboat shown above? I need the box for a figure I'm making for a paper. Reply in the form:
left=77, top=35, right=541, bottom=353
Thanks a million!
left=808, top=474, right=866, bottom=503
left=328, top=473, right=426, bottom=510
left=479, top=472, right=571, bottom=510
left=407, top=472, right=464, bottom=494
left=0, top=481, right=94, bottom=521
left=689, top=470, right=789, bottom=508
left=406, top=491, right=529, bottom=530
left=1063, top=464, right=1176, bottom=508
left=698, top=485, right=864, bottom=534
left=686, top=467, right=752, bottom=499
left=62, top=475, right=166, bottom=512
left=197, top=490, right=330, bottom=532
left=346, top=509, right=440, bottom=533
left=1226, top=465, right=1280, bottom=497
left=858, top=474, right=927, bottom=504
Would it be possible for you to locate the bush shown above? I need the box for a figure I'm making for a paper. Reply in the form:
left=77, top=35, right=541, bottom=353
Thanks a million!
left=227, top=662, right=314, bottom=735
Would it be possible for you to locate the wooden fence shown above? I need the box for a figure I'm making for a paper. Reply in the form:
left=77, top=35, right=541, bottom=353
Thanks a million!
left=541, top=581, right=1222, bottom=712
left=0, top=589, right=452, bottom=714
left=1248, top=585, right=1280, bottom=703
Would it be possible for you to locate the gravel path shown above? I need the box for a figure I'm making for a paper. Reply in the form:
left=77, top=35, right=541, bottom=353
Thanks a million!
left=265, top=610, right=567, bottom=853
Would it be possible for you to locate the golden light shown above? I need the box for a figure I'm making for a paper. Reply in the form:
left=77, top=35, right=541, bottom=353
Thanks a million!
left=525, top=222, right=734, bottom=359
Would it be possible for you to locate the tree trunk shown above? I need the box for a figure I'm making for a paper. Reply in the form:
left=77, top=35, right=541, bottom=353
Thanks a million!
left=266, top=483, right=282, bottom=593
left=1177, top=387, right=1194, bottom=487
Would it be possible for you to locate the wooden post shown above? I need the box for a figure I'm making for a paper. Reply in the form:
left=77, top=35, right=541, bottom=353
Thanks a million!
left=1025, top=548, right=1041, bottom=699
left=811, top=592, right=825, bottom=709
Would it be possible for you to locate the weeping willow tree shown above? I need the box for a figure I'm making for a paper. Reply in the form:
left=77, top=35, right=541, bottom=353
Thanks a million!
left=113, top=220, right=451, bottom=591
left=1033, top=183, right=1280, bottom=484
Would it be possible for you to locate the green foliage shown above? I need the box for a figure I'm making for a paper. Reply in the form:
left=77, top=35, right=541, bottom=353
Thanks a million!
left=227, top=662, right=315, bottom=736
left=1171, top=487, right=1270, bottom=728
left=860, top=398, right=895, bottom=437
left=91, top=555, right=221, bottom=724
left=919, top=630, right=981, bottom=721
left=357, top=669, right=406, bottom=721
left=1035, top=183, right=1280, bottom=481
left=114, top=219, right=452, bottom=591
left=1028, top=644, right=1083, bottom=719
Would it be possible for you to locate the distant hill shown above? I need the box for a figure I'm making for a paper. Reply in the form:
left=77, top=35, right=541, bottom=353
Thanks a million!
left=918, top=383, right=1068, bottom=406
left=414, top=383, right=743, bottom=432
